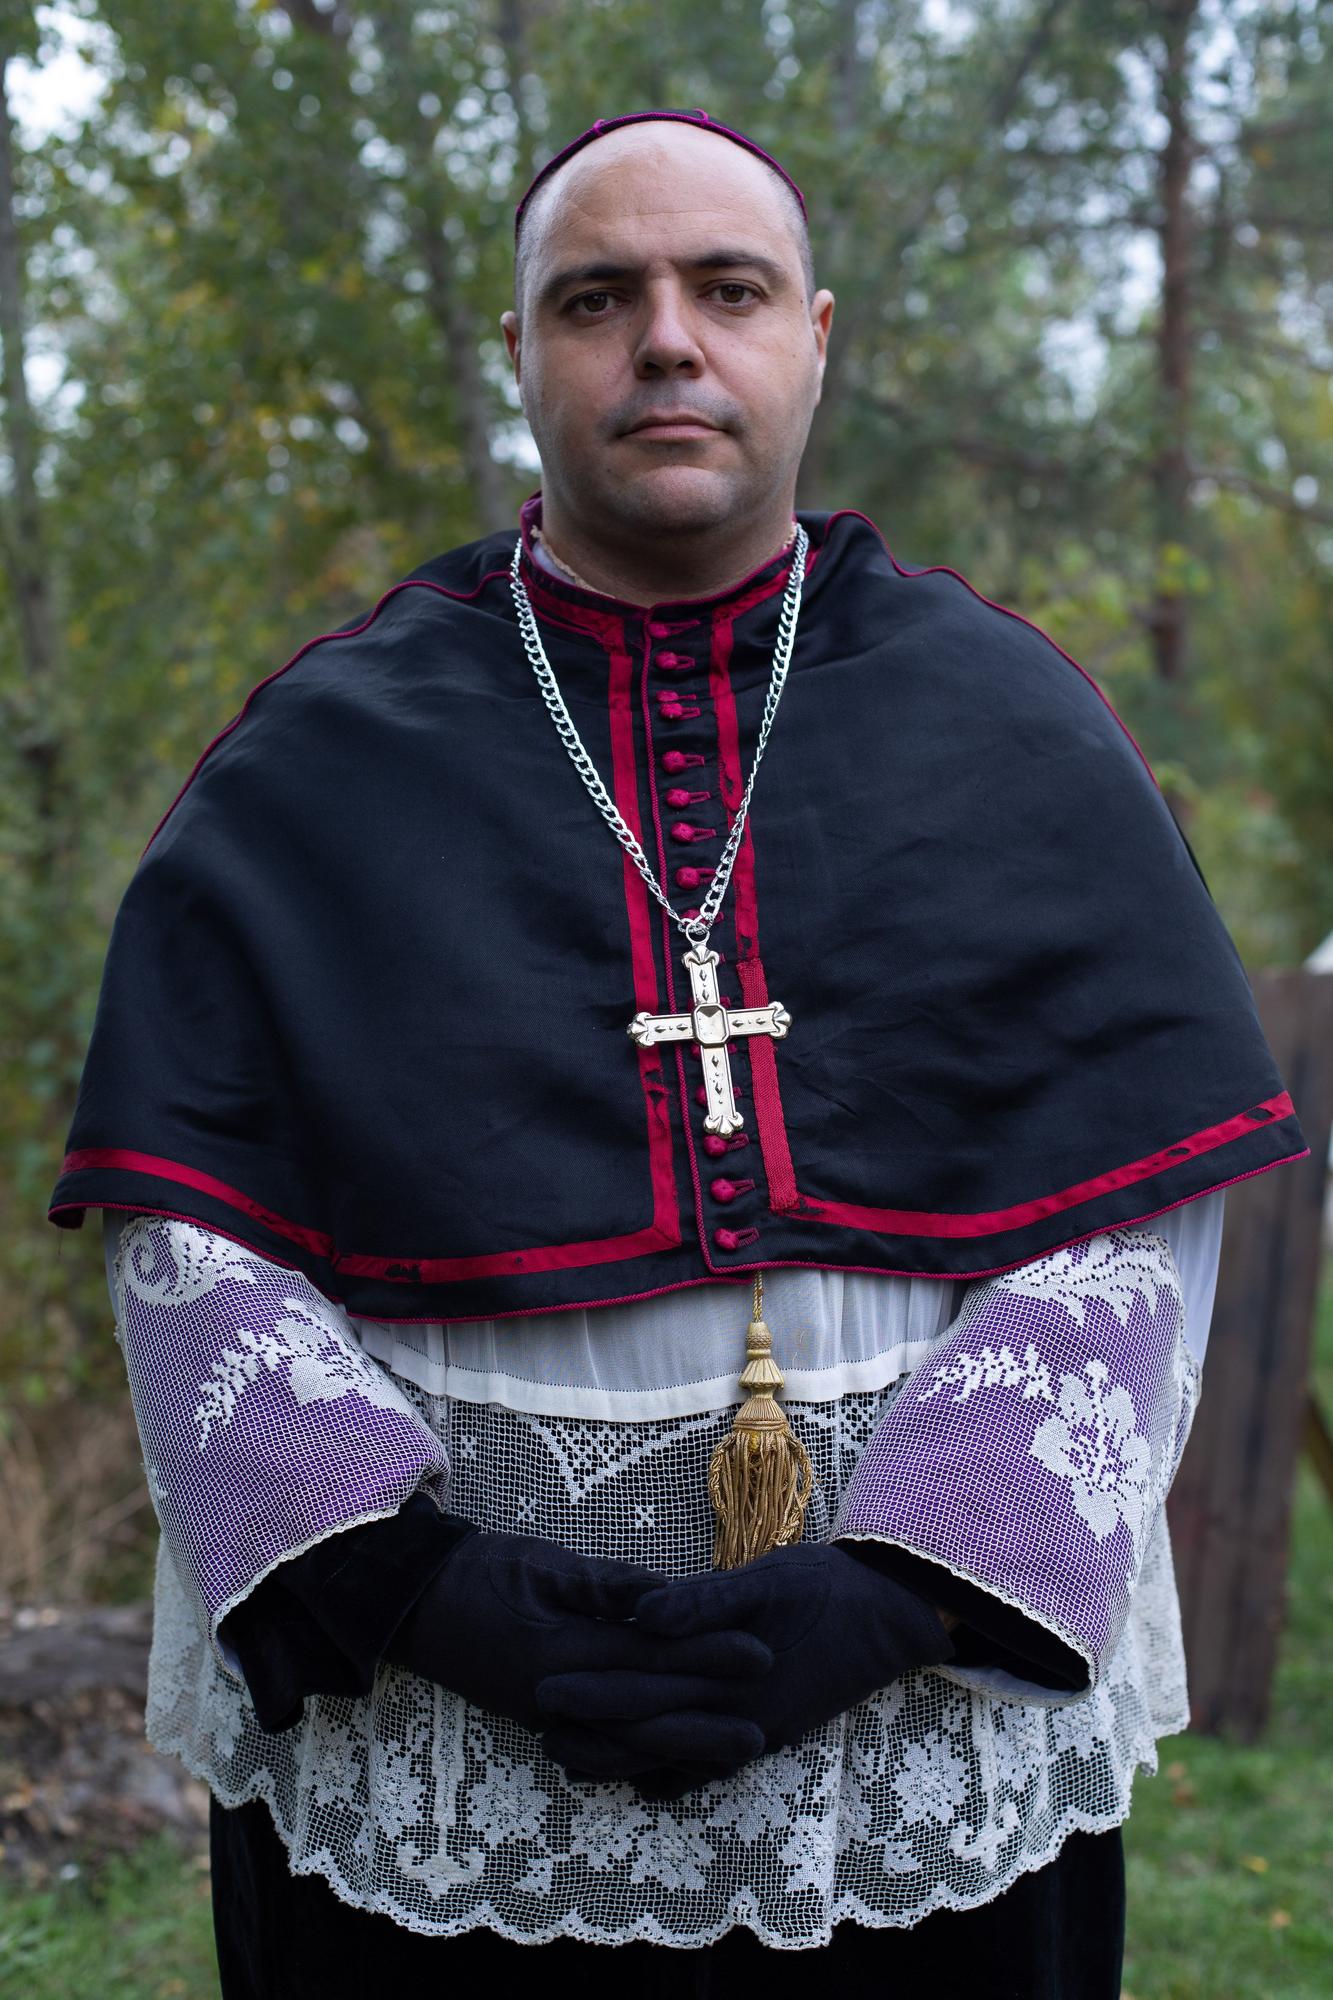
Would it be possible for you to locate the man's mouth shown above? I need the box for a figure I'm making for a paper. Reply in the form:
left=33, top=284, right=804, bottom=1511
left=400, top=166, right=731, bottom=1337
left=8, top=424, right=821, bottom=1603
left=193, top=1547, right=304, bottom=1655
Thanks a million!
left=624, top=414, right=723, bottom=440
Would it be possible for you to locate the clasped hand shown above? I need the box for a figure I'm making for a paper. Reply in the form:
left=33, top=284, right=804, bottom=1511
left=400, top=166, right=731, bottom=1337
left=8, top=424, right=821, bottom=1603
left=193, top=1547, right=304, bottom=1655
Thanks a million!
left=389, top=1527, right=953, bottom=1803
left=540, top=1543, right=954, bottom=1798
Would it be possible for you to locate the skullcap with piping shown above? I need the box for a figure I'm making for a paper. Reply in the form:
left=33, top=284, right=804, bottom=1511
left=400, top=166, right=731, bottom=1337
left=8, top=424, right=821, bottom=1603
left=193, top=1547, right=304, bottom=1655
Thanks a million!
left=513, top=109, right=806, bottom=238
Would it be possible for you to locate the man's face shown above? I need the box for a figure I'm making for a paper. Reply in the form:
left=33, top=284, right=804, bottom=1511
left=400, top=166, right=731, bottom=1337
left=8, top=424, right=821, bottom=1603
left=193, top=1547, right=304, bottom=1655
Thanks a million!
left=501, top=127, right=834, bottom=543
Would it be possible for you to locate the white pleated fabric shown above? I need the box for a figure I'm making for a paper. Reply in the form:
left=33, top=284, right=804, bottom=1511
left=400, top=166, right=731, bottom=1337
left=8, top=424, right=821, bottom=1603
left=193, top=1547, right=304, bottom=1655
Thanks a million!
left=343, top=1194, right=1223, bottom=1416
left=107, top=1193, right=1222, bottom=1948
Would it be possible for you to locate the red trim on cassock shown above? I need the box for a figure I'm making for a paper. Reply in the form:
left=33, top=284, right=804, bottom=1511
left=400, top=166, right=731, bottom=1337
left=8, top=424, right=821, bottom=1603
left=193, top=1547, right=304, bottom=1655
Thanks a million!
left=57, top=1145, right=682, bottom=1278
left=605, top=615, right=685, bottom=1256
left=707, top=605, right=800, bottom=1214
left=59, top=1149, right=336, bottom=1256
left=795, top=1091, right=1298, bottom=1237
left=58, top=1092, right=1300, bottom=1272
left=515, top=491, right=804, bottom=634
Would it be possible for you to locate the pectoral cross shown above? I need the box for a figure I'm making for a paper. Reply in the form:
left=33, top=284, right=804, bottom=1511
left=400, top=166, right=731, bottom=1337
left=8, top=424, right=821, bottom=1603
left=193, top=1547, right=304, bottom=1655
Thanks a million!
left=627, top=941, right=791, bottom=1137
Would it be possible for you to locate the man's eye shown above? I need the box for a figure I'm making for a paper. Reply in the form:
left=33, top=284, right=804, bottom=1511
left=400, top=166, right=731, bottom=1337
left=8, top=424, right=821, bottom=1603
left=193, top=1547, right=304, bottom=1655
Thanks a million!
left=714, top=283, right=756, bottom=306
left=572, top=291, right=615, bottom=315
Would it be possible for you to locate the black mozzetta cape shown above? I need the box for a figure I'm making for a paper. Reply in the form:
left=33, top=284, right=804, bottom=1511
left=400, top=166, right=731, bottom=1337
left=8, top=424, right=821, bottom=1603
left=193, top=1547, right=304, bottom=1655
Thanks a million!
left=49, top=502, right=1306, bottom=1321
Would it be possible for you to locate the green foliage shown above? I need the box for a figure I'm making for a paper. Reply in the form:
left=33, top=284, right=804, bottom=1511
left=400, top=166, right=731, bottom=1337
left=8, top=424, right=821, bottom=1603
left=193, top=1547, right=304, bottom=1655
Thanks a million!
left=0, top=1839, right=217, bottom=1998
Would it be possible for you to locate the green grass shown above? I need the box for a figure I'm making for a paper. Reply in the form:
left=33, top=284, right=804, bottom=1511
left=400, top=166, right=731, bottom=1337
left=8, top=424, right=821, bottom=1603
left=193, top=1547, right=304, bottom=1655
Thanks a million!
left=1123, top=1271, right=1333, bottom=2000
left=0, top=1838, right=217, bottom=1998
left=1121, top=1451, right=1333, bottom=2000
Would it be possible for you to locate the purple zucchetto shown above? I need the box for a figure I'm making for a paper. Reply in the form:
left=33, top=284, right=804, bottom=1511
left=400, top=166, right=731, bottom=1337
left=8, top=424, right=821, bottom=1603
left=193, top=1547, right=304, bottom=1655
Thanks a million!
left=513, top=109, right=806, bottom=237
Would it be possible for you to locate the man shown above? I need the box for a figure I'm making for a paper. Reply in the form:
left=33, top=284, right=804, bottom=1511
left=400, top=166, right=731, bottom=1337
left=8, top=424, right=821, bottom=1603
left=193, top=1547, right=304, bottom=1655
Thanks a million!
left=51, top=110, right=1304, bottom=1997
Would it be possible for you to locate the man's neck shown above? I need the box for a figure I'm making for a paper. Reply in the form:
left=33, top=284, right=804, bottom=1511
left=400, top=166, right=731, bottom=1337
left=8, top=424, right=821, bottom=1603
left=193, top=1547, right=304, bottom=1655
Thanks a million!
left=533, top=503, right=799, bottom=607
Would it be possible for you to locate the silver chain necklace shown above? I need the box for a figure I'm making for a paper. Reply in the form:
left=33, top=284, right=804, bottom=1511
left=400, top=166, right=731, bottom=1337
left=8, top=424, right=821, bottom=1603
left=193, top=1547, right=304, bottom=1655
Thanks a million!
left=508, top=526, right=808, bottom=1139
left=509, top=524, right=808, bottom=952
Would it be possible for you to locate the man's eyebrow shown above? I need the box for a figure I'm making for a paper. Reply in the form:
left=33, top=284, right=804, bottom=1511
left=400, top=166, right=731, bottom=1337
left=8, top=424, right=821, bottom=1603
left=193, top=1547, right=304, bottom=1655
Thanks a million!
left=538, top=250, right=788, bottom=307
left=686, top=249, right=787, bottom=283
left=538, top=261, right=636, bottom=306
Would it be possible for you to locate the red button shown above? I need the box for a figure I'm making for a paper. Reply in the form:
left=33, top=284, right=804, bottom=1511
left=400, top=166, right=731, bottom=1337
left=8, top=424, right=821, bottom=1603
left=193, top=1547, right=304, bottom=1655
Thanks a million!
left=671, top=821, right=716, bottom=843
left=662, top=751, right=705, bottom=773
left=713, top=1226, right=759, bottom=1252
left=703, top=1133, right=750, bottom=1157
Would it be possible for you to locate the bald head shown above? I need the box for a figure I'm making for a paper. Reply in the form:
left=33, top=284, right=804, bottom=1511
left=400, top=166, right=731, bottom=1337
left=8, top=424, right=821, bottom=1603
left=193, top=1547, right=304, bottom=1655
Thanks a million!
left=499, top=115, right=834, bottom=596
left=514, top=121, right=815, bottom=321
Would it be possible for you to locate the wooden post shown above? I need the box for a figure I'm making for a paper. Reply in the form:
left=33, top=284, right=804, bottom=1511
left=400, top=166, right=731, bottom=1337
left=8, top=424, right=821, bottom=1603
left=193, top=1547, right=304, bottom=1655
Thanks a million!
left=1166, top=969, right=1333, bottom=1740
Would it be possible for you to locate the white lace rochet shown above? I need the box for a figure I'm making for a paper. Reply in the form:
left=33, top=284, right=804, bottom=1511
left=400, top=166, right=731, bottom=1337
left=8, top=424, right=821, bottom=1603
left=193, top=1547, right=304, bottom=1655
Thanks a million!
left=107, top=1198, right=1220, bottom=1948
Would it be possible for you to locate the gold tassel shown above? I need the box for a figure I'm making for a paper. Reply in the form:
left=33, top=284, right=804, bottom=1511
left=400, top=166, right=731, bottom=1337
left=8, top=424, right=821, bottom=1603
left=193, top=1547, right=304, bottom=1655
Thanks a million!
left=709, top=1273, right=814, bottom=1569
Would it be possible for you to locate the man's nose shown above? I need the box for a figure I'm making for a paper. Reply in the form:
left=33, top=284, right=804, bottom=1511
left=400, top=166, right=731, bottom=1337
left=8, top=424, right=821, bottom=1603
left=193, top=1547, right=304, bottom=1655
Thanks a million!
left=632, top=287, right=705, bottom=376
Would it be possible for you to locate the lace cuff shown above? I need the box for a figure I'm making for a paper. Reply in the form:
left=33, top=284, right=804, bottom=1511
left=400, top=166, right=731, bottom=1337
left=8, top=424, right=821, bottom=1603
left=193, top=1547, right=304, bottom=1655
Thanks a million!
left=109, top=1213, right=450, bottom=1671
left=834, top=1228, right=1198, bottom=1702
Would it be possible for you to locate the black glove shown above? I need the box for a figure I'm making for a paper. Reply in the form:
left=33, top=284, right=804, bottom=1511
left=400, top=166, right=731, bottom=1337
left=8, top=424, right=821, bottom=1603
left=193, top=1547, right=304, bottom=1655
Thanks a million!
left=387, top=1523, right=772, bottom=1787
left=538, top=1542, right=954, bottom=1783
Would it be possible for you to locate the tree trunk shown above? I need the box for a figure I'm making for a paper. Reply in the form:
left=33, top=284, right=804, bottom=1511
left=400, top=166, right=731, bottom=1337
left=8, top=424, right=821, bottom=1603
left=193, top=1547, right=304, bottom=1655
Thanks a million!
left=802, top=0, right=1072, bottom=506
left=0, top=50, right=62, bottom=827
left=415, top=216, right=511, bottom=535
left=1148, top=0, right=1197, bottom=682
left=797, top=0, right=863, bottom=506
left=494, top=0, right=537, bottom=184
left=279, top=3, right=511, bottom=535
left=370, top=8, right=511, bottom=535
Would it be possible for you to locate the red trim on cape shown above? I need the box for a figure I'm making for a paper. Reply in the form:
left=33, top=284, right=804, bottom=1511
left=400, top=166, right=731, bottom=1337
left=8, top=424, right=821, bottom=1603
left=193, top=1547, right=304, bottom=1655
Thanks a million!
left=606, top=617, right=685, bottom=1257
left=58, top=1145, right=682, bottom=1279
left=59, top=1104, right=1296, bottom=1288
left=60, top=1150, right=334, bottom=1256
left=794, top=1092, right=1298, bottom=1237
left=62, top=1158, right=1295, bottom=1321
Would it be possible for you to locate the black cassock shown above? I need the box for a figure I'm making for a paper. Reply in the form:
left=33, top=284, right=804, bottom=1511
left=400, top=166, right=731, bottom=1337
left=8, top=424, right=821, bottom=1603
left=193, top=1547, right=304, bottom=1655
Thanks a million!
left=211, top=1787, right=1124, bottom=1998
left=57, top=501, right=1301, bottom=1991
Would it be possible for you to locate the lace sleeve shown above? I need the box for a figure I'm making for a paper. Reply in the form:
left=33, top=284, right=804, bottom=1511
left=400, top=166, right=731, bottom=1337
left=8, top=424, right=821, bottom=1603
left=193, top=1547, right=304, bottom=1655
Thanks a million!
left=106, top=1212, right=450, bottom=1673
left=834, top=1226, right=1199, bottom=1703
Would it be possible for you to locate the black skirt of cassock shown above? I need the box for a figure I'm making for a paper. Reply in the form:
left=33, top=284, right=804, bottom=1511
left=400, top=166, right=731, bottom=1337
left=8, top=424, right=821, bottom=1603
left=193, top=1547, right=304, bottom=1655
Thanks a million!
left=210, top=1793, right=1125, bottom=1999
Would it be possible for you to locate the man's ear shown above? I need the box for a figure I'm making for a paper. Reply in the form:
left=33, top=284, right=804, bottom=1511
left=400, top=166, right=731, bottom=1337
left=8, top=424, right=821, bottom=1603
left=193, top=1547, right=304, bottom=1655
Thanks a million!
left=501, top=308, right=521, bottom=387
left=810, top=289, right=835, bottom=400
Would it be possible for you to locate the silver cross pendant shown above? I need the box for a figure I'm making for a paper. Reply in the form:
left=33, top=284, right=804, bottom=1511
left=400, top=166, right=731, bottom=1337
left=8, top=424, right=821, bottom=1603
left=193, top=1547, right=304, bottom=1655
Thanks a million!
left=627, top=941, right=791, bottom=1136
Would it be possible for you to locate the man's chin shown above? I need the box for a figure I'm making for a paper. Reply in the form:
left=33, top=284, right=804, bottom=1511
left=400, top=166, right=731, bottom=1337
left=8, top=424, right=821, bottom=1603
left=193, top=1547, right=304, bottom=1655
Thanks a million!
left=602, top=463, right=743, bottom=537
